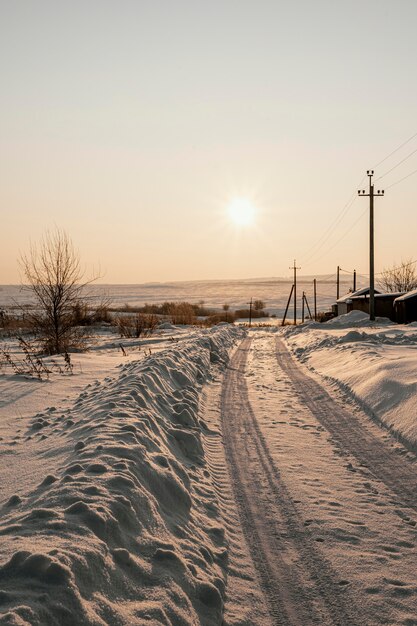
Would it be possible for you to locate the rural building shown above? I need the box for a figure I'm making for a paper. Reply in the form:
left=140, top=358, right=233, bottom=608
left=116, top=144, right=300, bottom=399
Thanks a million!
left=336, top=287, right=380, bottom=316
left=394, top=289, right=417, bottom=323
left=335, top=288, right=403, bottom=321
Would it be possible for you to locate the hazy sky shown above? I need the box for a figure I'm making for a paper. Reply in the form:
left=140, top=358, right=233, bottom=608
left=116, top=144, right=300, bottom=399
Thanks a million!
left=1, top=0, right=417, bottom=283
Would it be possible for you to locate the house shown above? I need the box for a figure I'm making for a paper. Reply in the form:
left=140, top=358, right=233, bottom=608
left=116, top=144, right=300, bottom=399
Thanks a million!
left=335, top=287, right=403, bottom=321
left=335, top=287, right=380, bottom=316
left=394, top=289, right=417, bottom=323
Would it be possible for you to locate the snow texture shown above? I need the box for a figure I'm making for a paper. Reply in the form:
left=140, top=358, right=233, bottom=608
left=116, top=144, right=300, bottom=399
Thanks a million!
left=282, top=310, right=417, bottom=449
left=0, top=325, right=243, bottom=626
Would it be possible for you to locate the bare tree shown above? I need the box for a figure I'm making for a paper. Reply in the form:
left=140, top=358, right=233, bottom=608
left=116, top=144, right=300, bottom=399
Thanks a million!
left=20, top=229, right=96, bottom=354
left=378, top=259, right=417, bottom=294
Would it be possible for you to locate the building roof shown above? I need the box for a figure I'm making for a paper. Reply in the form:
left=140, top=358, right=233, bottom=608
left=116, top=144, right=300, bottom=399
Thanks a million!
left=336, top=287, right=380, bottom=304
left=394, top=288, right=417, bottom=303
left=374, top=292, right=404, bottom=299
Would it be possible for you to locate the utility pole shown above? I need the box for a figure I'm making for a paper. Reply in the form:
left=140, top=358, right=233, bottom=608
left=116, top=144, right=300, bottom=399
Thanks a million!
left=313, top=278, right=317, bottom=321
left=289, top=259, right=301, bottom=325
left=353, top=269, right=357, bottom=292
left=282, top=285, right=294, bottom=326
left=337, top=265, right=340, bottom=300
left=248, top=297, right=253, bottom=328
left=304, top=293, right=312, bottom=320
left=302, top=291, right=305, bottom=323
left=358, top=171, right=384, bottom=321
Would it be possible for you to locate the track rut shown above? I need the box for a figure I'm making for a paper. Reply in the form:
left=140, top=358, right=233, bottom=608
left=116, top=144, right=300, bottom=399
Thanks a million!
left=275, top=336, right=417, bottom=512
left=221, top=337, right=360, bottom=626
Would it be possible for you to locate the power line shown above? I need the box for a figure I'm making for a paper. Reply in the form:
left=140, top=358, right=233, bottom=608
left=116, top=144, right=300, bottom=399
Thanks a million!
left=375, top=146, right=417, bottom=181
left=377, top=258, right=417, bottom=276
left=360, top=258, right=417, bottom=278
left=308, top=206, right=368, bottom=265
left=300, top=194, right=357, bottom=265
left=298, top=132, right=417, bottom=272
left=373, top=131, right=417, bottom=169
left=385, top=166, right=417, bottom=189
left=314, top=272, right=336, bottom=282
left=299, top=176, right=366, bottom=265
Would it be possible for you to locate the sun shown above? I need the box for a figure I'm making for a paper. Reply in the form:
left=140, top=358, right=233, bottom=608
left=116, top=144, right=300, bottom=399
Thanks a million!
left=227, top=198, right=257, bottom=227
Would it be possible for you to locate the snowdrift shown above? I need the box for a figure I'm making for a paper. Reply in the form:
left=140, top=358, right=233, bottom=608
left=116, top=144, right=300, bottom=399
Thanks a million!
left=0, top=325, right=243, bottom=626
left=282, top=312, right=417, bottom=450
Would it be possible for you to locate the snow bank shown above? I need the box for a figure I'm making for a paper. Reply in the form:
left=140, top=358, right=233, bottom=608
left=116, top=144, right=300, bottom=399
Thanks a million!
left=282, top=314, right=417, bottom=450
left=324, top=310, right=393, bottom=328
left=0, top=325, right=243, bottom=625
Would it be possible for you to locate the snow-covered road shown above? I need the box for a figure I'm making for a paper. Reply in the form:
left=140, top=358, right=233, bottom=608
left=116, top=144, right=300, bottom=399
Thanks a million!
left=221, top=333, right=417, bottom=626
left=276, top=336, right=417, bottom=511
left=1, top=320, right=416, bottom=625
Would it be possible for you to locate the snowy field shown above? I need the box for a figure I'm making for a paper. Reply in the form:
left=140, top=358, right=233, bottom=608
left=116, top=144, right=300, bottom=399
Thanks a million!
left=1, top=312, right=416, bottom=625
left=0, top=277, right=353, bottom=317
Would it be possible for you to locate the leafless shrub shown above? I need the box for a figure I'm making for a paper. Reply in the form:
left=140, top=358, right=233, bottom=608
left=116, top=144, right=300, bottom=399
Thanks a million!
left=0, top=339, right=50, bottom=379
left=253, top=300, right=265, bottom=311
left=206, top=312, right=236, bottom=325
left=234, top=308, right=268, bottom=319
left=116, top=313, right=158, bottom=338
left=108, top=301, right=214, bottom=318
left=316, top=311, right=335, bottom=323
left=64, top=351, right=73, bottom=374
left=18, top=336, right=51, bottom=378
left=0, top=348, right=26, bottom=376
left=0, top=339, right=74, bottom=378
left=378, top=259, right=417, bottom=293
left=92, top=302, right=112, bottom=324
left=167, top=302, right=196, bottom=325
left=71, top=301, right=90, bottom=326
left=0, top=311, right=32, bottom=336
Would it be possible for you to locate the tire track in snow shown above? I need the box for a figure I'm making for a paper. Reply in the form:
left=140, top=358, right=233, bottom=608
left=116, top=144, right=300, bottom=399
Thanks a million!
left=276, top=337, right=417, bottom=512
left=201, top=380, right=272, bottom=626
left=221, top=337, right=359, bottom=626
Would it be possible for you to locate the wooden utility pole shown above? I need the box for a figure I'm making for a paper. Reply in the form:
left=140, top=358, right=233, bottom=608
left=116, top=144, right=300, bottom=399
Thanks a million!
left=302, top=291, right=305, bottom=323
left=353, top=269, right=357, bottom=292
left=313, top=278, right=317, bottom=321
left=337, top=265, right=340, bottom=299
left=358, top=171, right=384, bottom=321
left=289, top=260, right=301, bottom=325
left=304, top=293, right=312, bottom=320
left=282, top=285, right=294, bottom=326
left=248, top=297, right=253, bottom=328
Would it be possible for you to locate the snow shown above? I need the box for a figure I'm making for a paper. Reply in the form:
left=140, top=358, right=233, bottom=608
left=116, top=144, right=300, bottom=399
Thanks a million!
left=243, top=331, right=417, bottom=625
left=1, top=309, right=416, bottom=625
left=336, top=287, right=378, bottom=303
left=0, top=325, right=243, bottom=625
left=394, top=287, right=417, bottom=302
left=282, top=310, right=417, bottom=449
left=0, top=279, right=353, bottom=318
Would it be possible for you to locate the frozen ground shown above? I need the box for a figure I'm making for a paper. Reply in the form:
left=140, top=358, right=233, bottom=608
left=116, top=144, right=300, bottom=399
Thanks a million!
left=1, top=313, right=416, bottom=625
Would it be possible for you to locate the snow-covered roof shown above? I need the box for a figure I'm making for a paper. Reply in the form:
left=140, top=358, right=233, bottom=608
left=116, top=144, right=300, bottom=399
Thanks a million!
left=374, top=292, right=404, bottom=299
left=336, top=287, right=380, bottom=303
left=394, top=288, right=417, bottom=302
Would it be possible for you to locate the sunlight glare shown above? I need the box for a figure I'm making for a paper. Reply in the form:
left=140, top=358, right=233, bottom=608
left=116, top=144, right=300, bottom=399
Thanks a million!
left=227, top=198, right=257, bottom=227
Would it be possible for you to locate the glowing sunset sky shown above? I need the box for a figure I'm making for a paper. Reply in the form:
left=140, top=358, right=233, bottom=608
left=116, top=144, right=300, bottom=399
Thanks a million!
left=1, top=1, right=417, bottom=283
